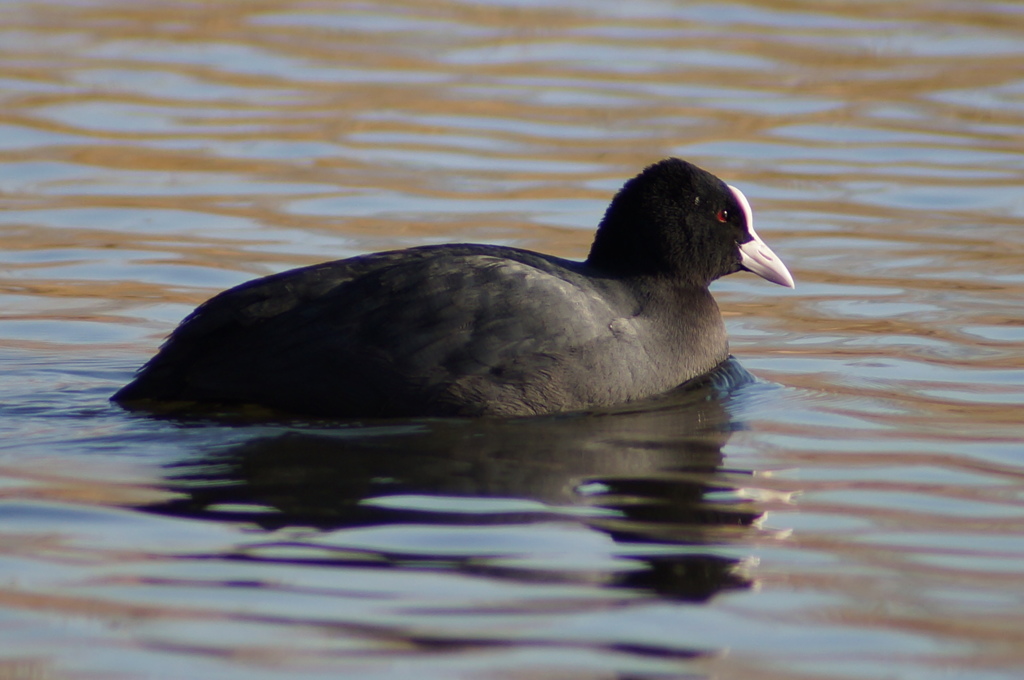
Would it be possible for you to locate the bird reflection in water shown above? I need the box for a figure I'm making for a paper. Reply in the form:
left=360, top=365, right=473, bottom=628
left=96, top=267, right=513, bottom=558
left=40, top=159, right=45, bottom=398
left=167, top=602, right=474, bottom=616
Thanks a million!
left=144, top=359, right=764, bottom=605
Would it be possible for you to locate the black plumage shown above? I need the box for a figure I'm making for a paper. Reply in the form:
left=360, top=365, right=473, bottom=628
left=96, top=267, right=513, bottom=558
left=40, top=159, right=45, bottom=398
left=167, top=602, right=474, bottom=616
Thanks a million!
left=113, top=158, right=793, bottom=417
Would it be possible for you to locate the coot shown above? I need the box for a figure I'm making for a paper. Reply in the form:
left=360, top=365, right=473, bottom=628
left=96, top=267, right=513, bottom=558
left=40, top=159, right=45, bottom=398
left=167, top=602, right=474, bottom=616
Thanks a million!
left=113, top=158, right=794, bottom=417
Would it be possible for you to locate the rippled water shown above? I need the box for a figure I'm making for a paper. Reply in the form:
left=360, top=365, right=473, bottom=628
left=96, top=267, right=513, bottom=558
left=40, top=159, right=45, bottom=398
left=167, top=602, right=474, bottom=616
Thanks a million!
left=2, top=1, right=1024, bottom=678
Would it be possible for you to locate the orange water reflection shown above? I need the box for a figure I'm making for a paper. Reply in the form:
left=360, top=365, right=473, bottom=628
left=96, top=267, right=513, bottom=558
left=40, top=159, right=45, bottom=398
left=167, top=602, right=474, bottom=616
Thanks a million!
left=2, top=0, right=1024, bottom=678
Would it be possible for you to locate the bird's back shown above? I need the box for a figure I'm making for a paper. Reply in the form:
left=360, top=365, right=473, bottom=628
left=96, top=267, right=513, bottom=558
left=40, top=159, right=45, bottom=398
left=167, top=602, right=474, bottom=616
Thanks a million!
left=114, top=244, right=720, bottom=417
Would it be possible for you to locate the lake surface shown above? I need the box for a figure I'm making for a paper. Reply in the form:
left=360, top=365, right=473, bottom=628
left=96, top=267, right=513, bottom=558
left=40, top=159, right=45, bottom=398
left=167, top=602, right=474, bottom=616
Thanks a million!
left=2, top=1, right=1024, bottom=678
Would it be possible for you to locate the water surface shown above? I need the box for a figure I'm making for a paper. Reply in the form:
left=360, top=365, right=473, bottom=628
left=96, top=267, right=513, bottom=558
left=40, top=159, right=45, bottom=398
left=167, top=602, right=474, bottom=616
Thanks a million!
left=2, top=1, right=1024, bottom=678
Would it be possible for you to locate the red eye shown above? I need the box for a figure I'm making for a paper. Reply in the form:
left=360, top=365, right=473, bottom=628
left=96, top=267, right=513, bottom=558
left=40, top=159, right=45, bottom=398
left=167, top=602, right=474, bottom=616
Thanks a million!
left=716, top=209, right=729, bottom=223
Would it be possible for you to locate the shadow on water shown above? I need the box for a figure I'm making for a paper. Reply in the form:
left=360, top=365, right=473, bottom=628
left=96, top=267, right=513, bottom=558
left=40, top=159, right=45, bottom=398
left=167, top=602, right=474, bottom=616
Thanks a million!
left=143, top=359, right=764, bottom=608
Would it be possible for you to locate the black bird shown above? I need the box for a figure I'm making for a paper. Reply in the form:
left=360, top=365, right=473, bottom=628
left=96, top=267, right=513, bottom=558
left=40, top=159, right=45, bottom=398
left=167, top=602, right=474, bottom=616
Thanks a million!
left=113, top=158, right=794, bottom=418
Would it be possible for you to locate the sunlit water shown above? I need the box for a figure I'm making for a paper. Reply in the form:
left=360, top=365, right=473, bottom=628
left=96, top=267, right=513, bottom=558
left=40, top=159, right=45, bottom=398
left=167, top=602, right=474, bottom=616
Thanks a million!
left=2, top=1, right=1024, bottom=678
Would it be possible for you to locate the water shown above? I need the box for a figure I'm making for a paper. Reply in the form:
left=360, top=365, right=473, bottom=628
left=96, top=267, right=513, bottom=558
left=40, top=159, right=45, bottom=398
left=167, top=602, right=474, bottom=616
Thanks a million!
left=2, top=0, right=1024, bottom=677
